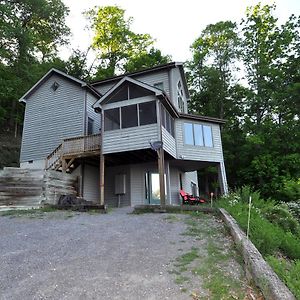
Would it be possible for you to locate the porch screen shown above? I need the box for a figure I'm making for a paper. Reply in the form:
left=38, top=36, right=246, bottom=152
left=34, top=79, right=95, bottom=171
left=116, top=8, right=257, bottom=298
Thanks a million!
left=121, top=104, right=138, bottom=128
left=104, top=108, right=120, bottom=131
left=139, top=101, right=157, bottom=125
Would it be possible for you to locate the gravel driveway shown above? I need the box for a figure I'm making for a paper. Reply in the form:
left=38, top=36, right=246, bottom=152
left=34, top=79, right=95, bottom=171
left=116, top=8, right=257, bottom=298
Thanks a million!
left=0, top=208, right=256, bottom=300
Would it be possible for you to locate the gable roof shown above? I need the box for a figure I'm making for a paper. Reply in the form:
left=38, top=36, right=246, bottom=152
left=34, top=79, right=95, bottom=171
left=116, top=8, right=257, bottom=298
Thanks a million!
left=19, top=68, right=101, bottom=103
left=91, top=62, right=182, bottom=86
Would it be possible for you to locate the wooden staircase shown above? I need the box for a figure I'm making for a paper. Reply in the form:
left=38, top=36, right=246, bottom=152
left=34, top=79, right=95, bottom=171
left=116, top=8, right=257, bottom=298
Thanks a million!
left=45, top=133, right=101, bottom=172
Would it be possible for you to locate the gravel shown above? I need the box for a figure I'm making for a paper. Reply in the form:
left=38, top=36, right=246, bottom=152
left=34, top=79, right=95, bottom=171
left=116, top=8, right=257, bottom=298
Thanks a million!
left=0, top=207, right=246, bottom=300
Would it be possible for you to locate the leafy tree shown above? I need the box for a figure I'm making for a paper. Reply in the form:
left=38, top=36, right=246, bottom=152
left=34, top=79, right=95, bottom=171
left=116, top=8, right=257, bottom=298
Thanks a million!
left=124, top=47, right=171, bottom=73
left=0, top=0, right=70, bottom=133
left=85, top=6, right=154, bottom=78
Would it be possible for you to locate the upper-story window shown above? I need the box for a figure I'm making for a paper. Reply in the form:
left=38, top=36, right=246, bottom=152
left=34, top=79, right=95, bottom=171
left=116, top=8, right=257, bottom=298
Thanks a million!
left=177, top=81, right=185, bottom=112
left=184, top=122, right=213, bottom=147
left=154, top=82, right=164, bottom=91
left=104, top=101, right=157, bottom=131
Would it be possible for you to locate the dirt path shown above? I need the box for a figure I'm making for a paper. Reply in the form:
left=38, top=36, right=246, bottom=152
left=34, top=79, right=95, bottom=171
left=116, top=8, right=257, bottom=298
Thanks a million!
left=0, top=208, right=260, bottom=299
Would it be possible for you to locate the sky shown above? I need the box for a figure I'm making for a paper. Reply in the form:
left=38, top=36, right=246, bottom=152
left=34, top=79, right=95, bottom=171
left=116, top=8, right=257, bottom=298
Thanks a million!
left=61, top=0, right=300, bottom=62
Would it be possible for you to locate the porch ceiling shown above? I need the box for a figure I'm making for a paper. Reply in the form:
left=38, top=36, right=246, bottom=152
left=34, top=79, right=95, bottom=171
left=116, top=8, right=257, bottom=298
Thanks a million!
left=104, top=149, right=174, bottom=167
left=169, top=160, right=219, bottom=172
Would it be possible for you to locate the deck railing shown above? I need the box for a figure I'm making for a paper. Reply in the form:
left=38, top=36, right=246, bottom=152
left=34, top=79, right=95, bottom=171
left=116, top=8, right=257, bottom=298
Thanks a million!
left=45, top=133, right=101, bottom=170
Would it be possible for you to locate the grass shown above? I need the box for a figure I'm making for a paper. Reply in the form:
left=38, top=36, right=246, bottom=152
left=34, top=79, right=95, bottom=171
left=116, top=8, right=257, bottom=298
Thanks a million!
left=170, top=212, right=255, bottom=299
left=0, top=206, right=57, bottom=217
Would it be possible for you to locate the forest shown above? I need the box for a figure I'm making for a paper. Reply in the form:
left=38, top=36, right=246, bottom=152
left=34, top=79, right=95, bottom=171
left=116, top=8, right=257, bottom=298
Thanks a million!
left=0, top=0, right=299, bottom=202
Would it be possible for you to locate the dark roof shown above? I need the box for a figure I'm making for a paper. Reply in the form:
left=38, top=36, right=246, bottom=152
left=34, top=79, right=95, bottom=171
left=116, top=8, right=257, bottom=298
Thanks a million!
left=91, top=62, right=182, bottom=86
left=179, top=113, right=226, bottom=124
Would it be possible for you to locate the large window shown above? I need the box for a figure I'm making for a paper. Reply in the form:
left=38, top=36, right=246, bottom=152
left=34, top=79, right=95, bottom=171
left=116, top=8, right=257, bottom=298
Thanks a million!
left=139, top=101, right=157, bottom=125
left=121, top=105, right=138, bottom=128
left=184, top=123, right=213, bottom=147
left=87, top=117, right=94, bottom=135
left=104, top=101, right=157, bottom=131
left=104, top=108, right=120, bottom=131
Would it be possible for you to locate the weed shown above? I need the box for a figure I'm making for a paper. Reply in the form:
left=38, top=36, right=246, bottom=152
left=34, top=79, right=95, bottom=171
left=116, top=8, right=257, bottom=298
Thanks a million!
left=164, top=215, right=180, bottom=223
left=175, top=275, right=190, bottom=284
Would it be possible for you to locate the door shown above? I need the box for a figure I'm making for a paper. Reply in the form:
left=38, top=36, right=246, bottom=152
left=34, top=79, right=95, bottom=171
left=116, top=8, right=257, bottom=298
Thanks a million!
left=150, top=173, right=160, bottom=204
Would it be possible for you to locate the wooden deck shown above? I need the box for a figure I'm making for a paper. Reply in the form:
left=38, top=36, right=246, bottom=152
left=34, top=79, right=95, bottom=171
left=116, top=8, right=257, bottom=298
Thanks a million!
left=45, top=134, right=101, bottom=171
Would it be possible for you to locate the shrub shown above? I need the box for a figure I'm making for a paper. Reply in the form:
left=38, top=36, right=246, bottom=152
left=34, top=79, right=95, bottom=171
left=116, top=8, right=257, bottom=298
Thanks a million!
left=279, top=178, right=300, bottom=202
left=284, top=202, right=300, bottom=222
left=263, top=206, right=300, bottom=236
left=280, top=232, right=300, bottom=259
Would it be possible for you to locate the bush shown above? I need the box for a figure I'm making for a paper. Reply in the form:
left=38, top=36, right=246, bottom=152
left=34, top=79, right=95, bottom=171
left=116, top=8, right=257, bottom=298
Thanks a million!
left=284, top=202, right=300, bottom=222
left=280, top=232, right=300, bottom=260
left=263, top=206, right=300, bottom=236
left=279, top=178, right=300, bottom=202
left=267, top=256, right=300, bottom=300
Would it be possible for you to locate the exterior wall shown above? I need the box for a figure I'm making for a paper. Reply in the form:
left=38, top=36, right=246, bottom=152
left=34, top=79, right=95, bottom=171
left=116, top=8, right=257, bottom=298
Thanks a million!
left=20, top=74, right=84, bottom=163
left=175, top=119, right=224, bottom=162
left=170, top=167, right=181, bottom=205
left=104, top=165, right=131, bottom=207
left=20, top=160, right=45, bottom=169
left=92, top=70, right=170, bottom=99
left=133, top=70, right=170, bottom=96
left=162, top=127, right=176, bottom=158
left=182, top=171, right=199, bottom=196
left=86, top=92, right=101, bottom=134
left=83, top=164, right=99, bottom=203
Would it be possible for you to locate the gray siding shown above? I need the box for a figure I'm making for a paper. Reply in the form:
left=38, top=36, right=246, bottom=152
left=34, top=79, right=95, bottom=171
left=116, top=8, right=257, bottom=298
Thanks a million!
left=162, top=127, right=176, bottom=158
left=170, top=167, right=181, bottom=205
left=104, top=165, right=131, bottom=207
left=83, top=164, right=99, bottom=203
left=182, top=171, right=199, bottom=196
left=133, top=70, right=170, bottom=96
left=103, top=124, right=158, bottom=154
left=175, top=119, right=224, bottom=162
left=20, top=74, right=84, bottom=162
left=86, top=92, right=101, bottom=134
left=93, top=70, right=170, bottom=99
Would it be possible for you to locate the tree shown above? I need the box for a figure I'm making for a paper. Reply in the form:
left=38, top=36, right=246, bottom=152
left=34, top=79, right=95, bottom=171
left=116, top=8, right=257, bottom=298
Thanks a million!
left=188, top=21, right=240, bottom=119
left=124, top=47, right=171, bottom=73
left=0, top=0, right=70, bottom=133
left=85, top=6, right=154, bottom=78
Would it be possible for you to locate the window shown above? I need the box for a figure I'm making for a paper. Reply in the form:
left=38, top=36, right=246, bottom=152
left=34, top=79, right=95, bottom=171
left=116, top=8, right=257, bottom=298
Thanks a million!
left=51, top=81, right=60, bottom=91
left=121, top=105, right=138, bottom=128
left=194, top=124, right=204, bottom=146
left=139, top=101, right=157, bottom=125
left=203, top=125, right=213, bottom=147
left=184, top=123, right=194, bottom=145
left=104, top=108, right=120, bottom=131
left=177, top=81, right=185, bottom=112
left=87, top=117, right=94, bottom=135
left=184, top=123, right=213, bottom=147
left=154, top=82, right=164, bottom=90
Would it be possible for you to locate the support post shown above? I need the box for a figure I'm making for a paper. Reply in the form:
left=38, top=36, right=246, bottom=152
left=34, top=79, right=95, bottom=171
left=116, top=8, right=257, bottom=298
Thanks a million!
left=158, top=147, right=166, bottom=208
left=62, top=158, right=67, bottom=173
left=99, top=153, right=105, bottom=205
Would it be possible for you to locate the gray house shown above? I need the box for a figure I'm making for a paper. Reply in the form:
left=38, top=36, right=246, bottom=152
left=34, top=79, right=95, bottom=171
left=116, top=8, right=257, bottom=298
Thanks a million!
left=19, top=62, right=228, bottom=207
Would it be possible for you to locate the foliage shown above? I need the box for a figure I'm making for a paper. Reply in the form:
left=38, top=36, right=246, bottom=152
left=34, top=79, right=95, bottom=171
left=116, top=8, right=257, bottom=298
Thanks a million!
left=284, top=202, right=300, bottom=222
left=262, top=206, right=300, bottom=236
left=267, top=256, right=300, bottom=299
left=188, top=4, right=300, bottom=200
left=85, top=6, right=154, bottom=78
left=218, top=189, right=300, bottom=258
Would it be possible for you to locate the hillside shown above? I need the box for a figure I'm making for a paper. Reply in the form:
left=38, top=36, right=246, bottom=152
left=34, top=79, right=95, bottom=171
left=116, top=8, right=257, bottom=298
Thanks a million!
left=0, top=133, right=21, bottom=169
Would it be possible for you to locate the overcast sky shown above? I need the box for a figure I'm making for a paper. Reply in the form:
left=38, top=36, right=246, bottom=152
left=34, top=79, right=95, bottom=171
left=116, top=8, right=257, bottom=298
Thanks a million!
left=61, top=0, right=300, bottom=62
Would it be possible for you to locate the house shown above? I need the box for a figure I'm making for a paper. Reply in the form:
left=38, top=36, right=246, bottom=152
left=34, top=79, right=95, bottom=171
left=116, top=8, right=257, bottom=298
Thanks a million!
left=19, top=62, right=228, bottom=207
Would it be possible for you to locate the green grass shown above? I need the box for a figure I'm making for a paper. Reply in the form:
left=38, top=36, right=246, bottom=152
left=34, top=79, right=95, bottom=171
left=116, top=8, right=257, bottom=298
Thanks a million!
left=0, top=206, right=57, bottom=217
left=170, top=212, right=253, bottom=299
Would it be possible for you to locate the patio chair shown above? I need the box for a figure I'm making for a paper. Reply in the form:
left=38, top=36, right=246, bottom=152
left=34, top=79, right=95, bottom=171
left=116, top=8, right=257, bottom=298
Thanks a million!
left=179, top=189, right=205, bottom=205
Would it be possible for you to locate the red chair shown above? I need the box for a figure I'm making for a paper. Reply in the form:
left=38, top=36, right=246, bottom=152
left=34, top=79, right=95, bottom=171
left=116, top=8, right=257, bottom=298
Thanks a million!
left=179, top=190, right=205, bottom=205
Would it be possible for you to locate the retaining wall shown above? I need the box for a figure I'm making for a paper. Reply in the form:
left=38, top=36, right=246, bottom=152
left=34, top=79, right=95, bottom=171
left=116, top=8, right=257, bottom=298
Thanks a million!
left=0, top=167, right=78, bottom=208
